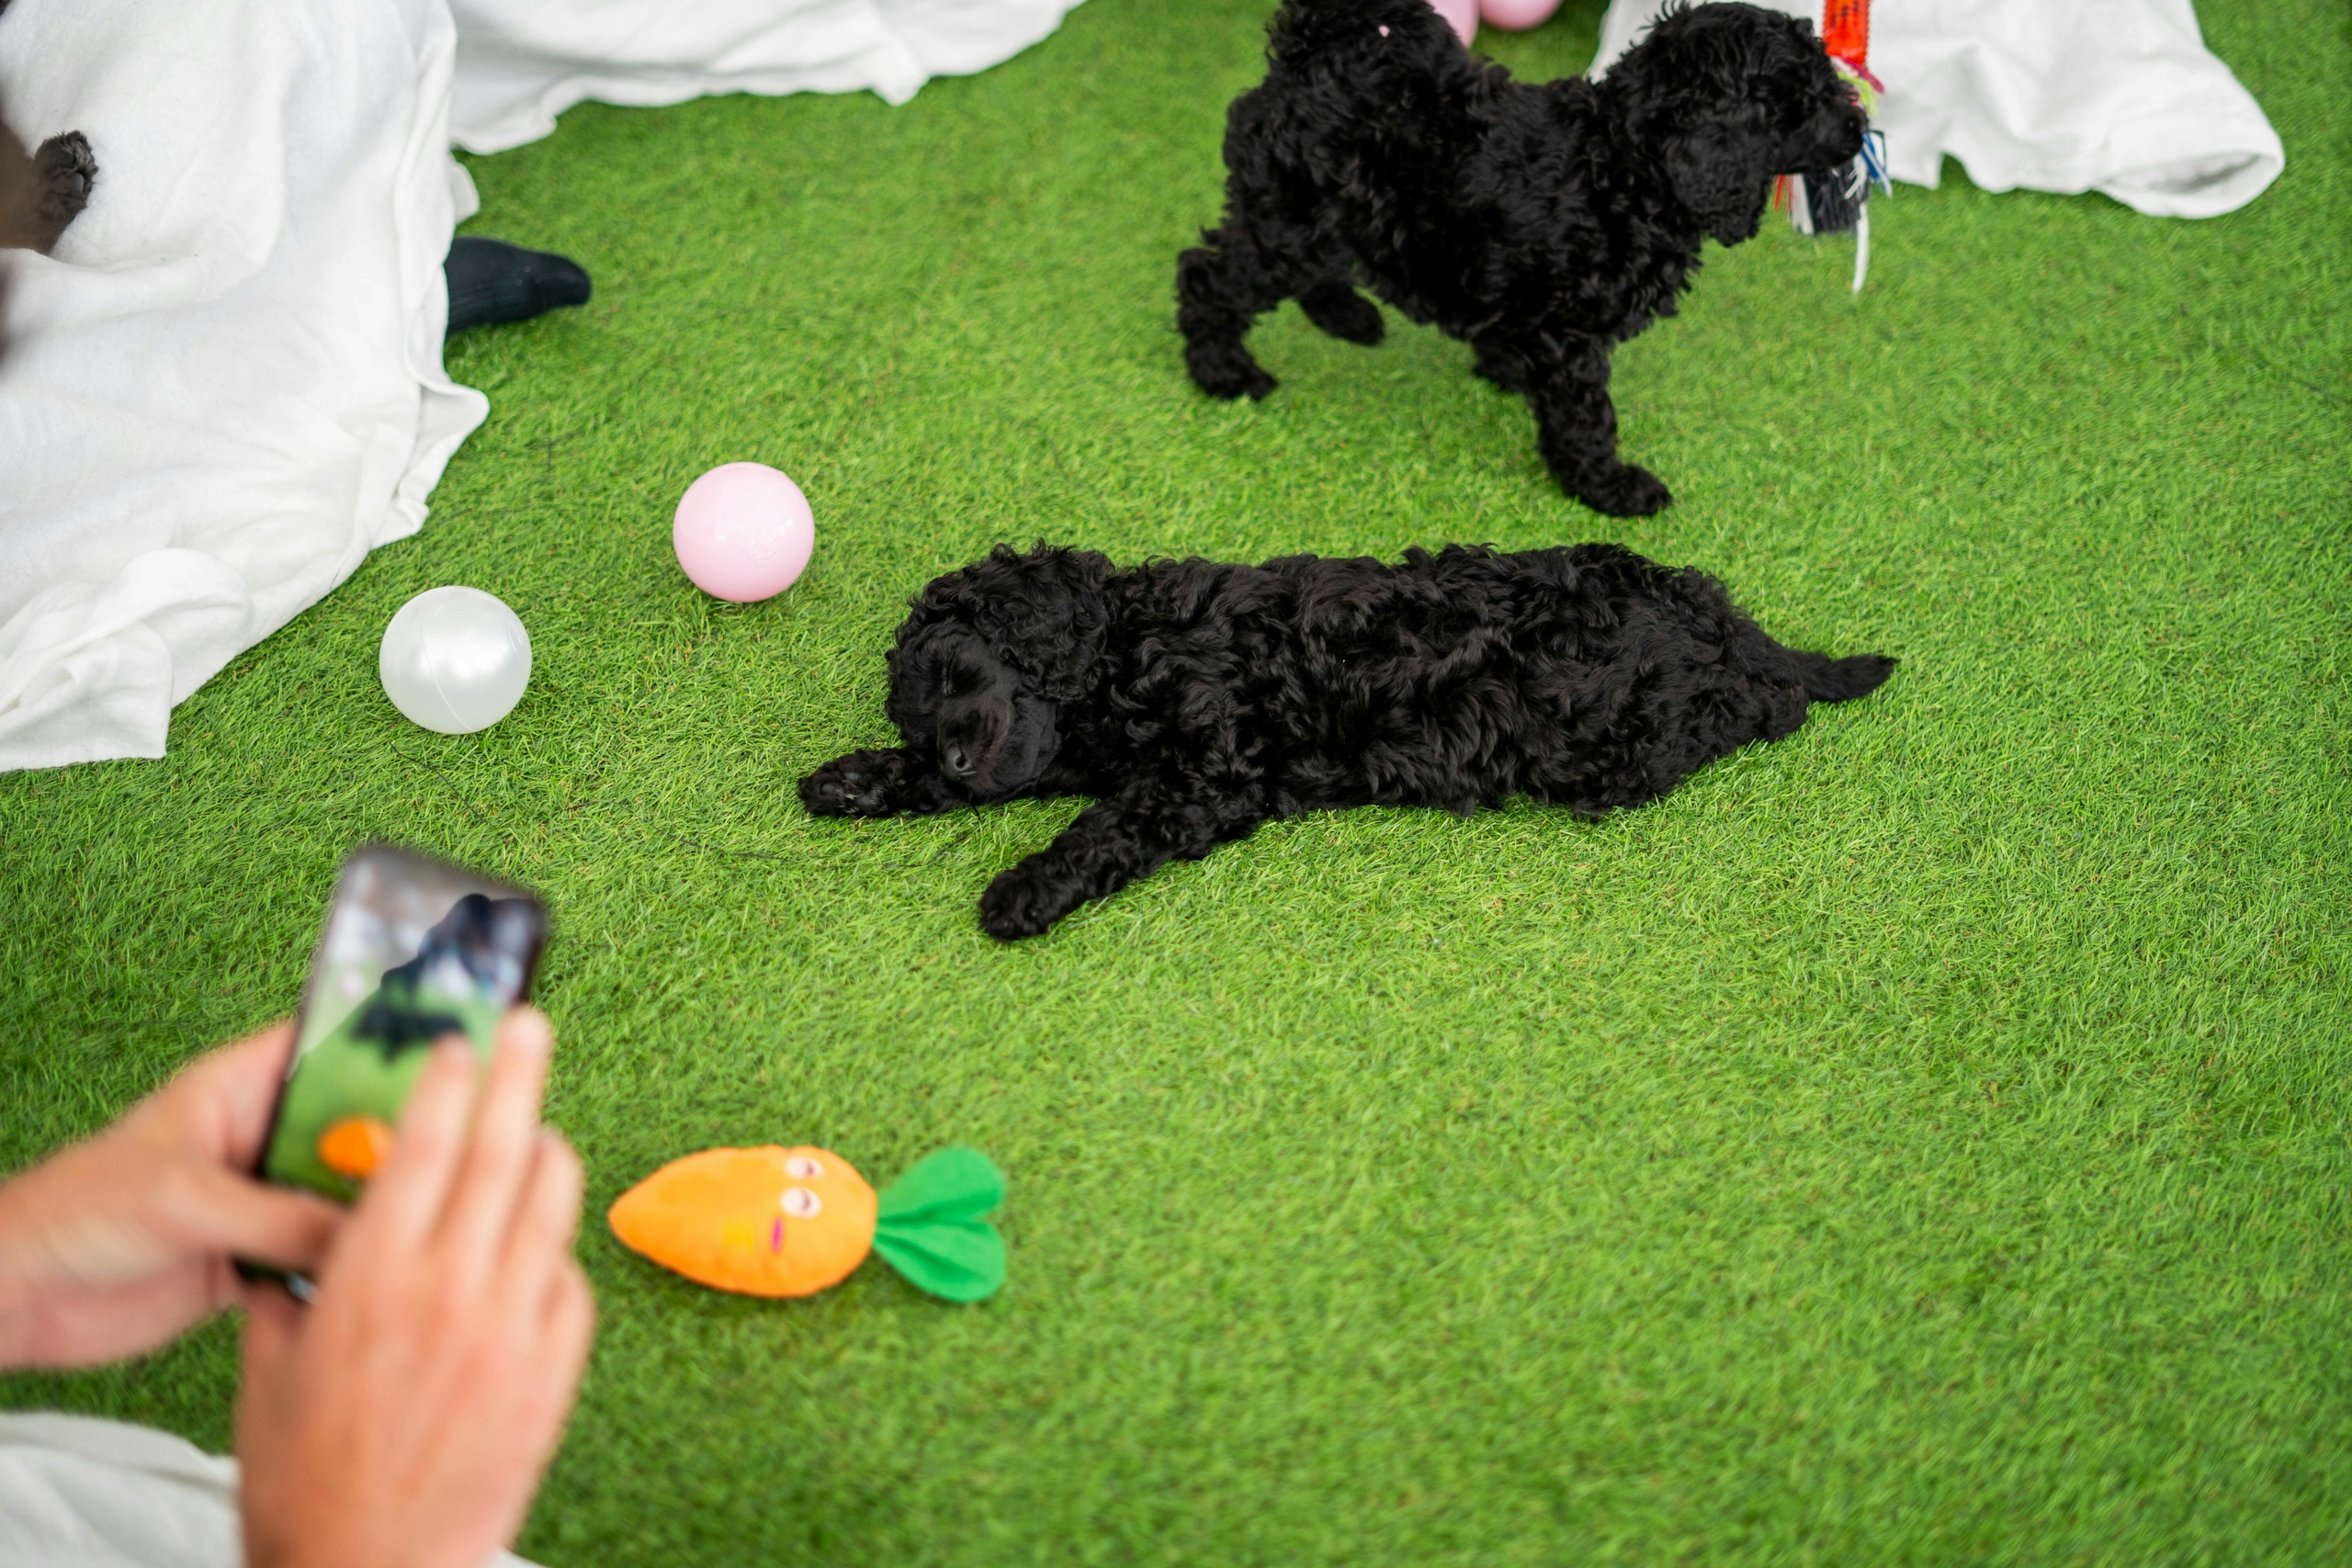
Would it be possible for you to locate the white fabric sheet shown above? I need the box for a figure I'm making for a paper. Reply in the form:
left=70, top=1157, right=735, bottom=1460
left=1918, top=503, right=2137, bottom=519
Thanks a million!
left=447, top=0, right=1088, bottom=153
left=1589, top=0, right=2283, bottom=219
left=0, top=0, right=489, bottom=773
left=0, top=1412, right=537, bottom=1568
left=0, top=0, right=1085, bottom=775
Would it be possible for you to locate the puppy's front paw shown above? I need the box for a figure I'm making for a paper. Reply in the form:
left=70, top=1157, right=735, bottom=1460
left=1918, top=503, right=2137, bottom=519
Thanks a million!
left=978, top=865, right=1067, bottom=942
left=1183, top=341, right=1278, bottom=401
left=799, top=750, right=906, bottom=818
left=1573, top=462, right=1672, bottom=518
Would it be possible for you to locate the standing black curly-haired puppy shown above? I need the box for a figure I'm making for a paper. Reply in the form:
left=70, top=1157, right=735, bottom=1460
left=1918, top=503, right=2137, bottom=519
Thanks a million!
left=801, top=542, right=1893, bottom=940
left=1176, top=0, right=1864, bottom=517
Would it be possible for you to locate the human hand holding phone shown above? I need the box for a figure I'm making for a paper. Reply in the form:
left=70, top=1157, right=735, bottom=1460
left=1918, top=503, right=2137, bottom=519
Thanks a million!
left=238, top=1006, right=594, bottom=1568
left=0, top=1021, right=344, bottom=1368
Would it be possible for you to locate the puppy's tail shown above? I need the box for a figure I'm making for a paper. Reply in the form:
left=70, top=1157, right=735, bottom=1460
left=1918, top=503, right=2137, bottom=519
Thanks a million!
left=1793, top=650, right=1896, bottom=705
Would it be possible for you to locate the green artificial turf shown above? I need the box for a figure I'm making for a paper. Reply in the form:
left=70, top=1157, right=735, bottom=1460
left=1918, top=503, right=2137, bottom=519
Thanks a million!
left=4, top=0, right=2349, bottom=1560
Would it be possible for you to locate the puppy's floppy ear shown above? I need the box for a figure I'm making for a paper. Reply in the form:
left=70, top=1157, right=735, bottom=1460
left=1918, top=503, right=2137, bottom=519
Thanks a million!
left=1660, top=112, right=1777, bottom=245
left=903, top=543, right=1114, bottom=703
left=1610, top=3, right=1811, bottom=247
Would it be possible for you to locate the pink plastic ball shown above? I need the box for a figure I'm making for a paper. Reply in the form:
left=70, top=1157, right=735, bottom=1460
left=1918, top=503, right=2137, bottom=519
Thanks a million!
left=1426, top=0, right=1476, bottom=46
left=1477, top=0, right=1561, bottom=30
left=673, top=462, right=815, bottom=604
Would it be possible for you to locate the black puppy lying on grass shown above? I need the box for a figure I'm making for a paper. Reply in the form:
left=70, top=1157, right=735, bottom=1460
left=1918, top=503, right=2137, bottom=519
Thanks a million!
left=802, top=542, right=1893, bottom=941
left=1178, top=0, right=1865, bottom=516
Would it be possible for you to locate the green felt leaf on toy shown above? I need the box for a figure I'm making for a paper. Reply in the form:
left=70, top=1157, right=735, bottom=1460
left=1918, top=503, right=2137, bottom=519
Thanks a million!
left=873, top=1146, right=1009, bottom=1303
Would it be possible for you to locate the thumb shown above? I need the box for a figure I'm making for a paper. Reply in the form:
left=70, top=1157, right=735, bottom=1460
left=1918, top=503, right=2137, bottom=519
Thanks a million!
left=163, top=1161, right=345, bottom=1275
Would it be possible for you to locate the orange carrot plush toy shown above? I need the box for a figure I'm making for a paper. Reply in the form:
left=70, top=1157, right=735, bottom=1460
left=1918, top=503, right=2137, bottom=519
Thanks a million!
left=608, top=1145, right=1006, bottom=1303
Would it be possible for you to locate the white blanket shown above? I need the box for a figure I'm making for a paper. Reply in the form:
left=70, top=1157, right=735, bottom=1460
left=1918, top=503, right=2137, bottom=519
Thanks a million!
left=0, top=0, right=1082, bottom=774
left=0, top=0, right=487, bottom=774
left=1590, top=0, right=2283, bottom=219
left=0, top=1412, right=536, bottom=1568
left=449, top=0, right=1089, bottom=154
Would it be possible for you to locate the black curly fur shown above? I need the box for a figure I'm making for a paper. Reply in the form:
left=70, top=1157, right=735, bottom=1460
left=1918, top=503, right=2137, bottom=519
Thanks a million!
left=1176, top=0, right=1865, bottom=516
left=802, top=541, right=1894, bottom=940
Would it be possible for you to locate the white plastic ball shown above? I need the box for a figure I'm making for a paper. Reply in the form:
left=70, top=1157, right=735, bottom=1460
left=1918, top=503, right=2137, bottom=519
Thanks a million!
left=379, top=586, right=533, bottom=735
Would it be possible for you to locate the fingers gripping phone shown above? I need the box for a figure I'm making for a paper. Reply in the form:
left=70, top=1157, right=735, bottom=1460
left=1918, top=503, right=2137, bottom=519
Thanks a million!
left=252, top=846, right=547, bottom=1281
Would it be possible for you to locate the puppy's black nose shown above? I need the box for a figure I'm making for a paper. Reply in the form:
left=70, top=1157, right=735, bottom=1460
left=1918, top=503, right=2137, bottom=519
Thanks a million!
left=944, top=742, right=976, bottom=778
left=1832, top=103, right=1868, bottom=159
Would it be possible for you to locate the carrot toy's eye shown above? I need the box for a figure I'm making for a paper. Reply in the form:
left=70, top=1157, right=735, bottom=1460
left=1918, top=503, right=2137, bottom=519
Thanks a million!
left=780, top=1186, right=823, bottom=1218
left=784, top=1155, right=824, bottom=1179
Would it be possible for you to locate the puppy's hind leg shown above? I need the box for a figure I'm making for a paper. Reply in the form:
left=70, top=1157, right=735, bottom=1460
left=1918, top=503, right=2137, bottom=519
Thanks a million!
left=1297, top=278, right=1384, bottom=346
left=1177, top=224, right=1287, bottom=400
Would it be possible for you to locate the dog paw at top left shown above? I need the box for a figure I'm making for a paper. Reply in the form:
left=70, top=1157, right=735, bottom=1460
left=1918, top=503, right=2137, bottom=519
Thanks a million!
left=33, top=131, right=96, bottom=250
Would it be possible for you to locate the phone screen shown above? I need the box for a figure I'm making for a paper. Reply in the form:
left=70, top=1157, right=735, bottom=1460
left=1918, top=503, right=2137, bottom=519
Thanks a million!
left=258, top=845, right=548, bottom=1207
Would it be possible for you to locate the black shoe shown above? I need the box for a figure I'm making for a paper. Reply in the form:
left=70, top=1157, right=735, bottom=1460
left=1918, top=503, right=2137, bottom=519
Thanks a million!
left=444, top=236, right=592, bottom=336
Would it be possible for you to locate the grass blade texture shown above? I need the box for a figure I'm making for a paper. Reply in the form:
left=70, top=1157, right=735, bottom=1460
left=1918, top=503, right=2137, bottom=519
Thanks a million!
left=3, top=1, right=2347, bottom=1562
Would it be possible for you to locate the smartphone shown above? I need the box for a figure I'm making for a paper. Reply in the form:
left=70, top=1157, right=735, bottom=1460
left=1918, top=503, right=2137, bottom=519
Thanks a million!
left=255, top=846, right=548, bottom=1228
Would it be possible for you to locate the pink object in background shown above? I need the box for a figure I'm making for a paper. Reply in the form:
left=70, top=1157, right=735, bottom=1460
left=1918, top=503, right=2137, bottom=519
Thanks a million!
left=1426, top=0, right=1477, bottom=46
left=1477, top=0, right=1561, bottom=30
left=673, top=462, right=816, bottom=603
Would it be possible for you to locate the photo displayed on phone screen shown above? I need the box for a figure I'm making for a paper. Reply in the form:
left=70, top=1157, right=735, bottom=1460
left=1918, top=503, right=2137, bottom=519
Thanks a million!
left=261, top=845, right=547, bottom=1205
